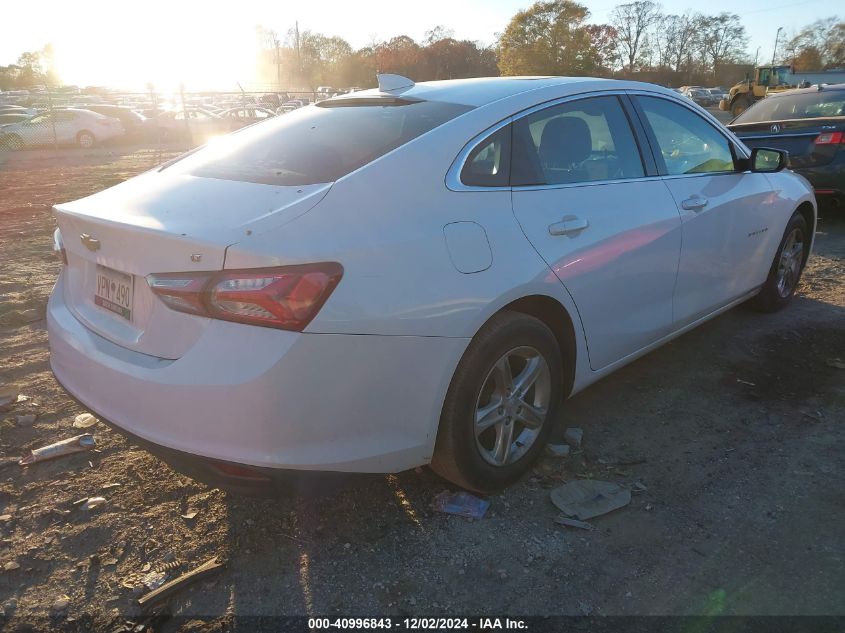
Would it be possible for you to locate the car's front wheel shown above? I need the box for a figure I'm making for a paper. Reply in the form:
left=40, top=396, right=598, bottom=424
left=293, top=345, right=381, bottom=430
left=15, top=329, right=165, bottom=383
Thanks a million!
left=431, top=311, right=563, bottom=493
left=750, top=211, right=810, bottom=312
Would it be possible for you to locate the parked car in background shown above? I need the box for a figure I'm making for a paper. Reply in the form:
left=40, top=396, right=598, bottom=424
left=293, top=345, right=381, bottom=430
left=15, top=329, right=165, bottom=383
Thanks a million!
left=0, top=108, right=122, bottom=149
left=729, top=84, right=845, bottom=210
left=47, top=76, right=815, bottom=494
left=80, top=104, right=147, bottom=138
left=218, top=107, right=276, bottom=130
left=682, top=88, right=716, bottom=107
left=0, top=105, right=37, bottom=116
left=0, top=113, right=33, bottom=126
left=707, top=88, right=727, bottom=102
left=146, top=108, right=228, bottom=141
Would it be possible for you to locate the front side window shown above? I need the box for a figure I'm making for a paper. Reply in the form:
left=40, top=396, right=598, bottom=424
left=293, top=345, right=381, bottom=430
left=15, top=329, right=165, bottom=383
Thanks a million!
left=165, top=99, right=473, bottom=186
left=636, top=96, right=735, bottom=176
left=511, top=95, right=645, bottom=186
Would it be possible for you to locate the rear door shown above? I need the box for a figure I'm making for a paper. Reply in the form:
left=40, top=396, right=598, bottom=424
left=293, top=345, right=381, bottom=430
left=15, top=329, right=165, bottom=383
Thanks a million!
left=630, top=94, right=781, bottom=326
left=510, top=94, right=683, bottom=370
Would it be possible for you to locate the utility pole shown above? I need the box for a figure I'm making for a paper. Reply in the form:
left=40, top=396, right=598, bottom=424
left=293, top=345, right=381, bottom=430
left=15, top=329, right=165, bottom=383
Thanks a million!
left=771, top=27, right=783, bottom=67
left=273, top=33, right=281, bottom=91
left=753, top=46, right=760, bottom=67
left=295, top=21, right=301, bottom=73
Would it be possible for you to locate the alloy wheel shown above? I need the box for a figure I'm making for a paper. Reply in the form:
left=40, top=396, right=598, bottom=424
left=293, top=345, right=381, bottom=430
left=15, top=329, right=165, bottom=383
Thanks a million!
left=474, top=346, right=551, bottom=467
left=776, top=228, right=804, bottom=298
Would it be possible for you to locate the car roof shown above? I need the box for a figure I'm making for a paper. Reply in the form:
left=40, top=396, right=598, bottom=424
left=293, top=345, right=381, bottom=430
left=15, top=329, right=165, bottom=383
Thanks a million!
left=765, top=83, right=845, bottom=98
left=336, top=76, right=676, bottom=107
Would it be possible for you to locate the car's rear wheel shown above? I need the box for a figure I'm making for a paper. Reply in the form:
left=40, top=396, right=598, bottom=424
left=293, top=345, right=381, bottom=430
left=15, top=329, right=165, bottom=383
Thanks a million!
left=750, top=211, right=809, bottom=312
left=431, top=311, right=563, bottom=493
left=77, top=131, right=95, bottom=148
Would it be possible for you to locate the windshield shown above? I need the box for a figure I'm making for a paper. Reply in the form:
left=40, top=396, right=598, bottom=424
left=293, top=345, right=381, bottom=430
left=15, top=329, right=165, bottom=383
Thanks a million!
left=733, top=90, right=845, bottom=124
left=163, top=99, right=473, bottom=185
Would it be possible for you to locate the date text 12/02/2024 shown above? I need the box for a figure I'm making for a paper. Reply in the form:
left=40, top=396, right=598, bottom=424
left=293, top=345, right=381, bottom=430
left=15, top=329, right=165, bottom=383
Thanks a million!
left=308, top=618, right=528, bottom=630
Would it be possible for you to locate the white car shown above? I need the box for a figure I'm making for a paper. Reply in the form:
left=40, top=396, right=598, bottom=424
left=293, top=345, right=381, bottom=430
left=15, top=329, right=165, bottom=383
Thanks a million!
left=1, top=108, right=123, bottom=149
left=47, top=76, right=815, bottom=494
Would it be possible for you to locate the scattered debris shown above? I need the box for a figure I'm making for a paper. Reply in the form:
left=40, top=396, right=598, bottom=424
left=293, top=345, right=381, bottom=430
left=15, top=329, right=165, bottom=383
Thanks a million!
left=50, top=595, right=70, bottom=615
left=0, top=384, right=20, bottom=409
left=19, top=434, right=96, bottom=466
left=73, top=413, right=99, bottom=429
left=645, top=503, right=654, bottom=511
left=632, top=481, right=648, bottom=493
left=826, top=358, right=845, bottom=369
left=554, top=515, right=595, bottom=531
left=0, top=514, right=11, bottom=522
left=142, top=570, right=168, bottom=590
left=563, top=427, right=583, bottom=450
left=736, top=379, right=756, bottom=386
left=4, top=561, right=20, bottom=571
left=138, top=556, right=224, bottom=608
left=545, top=443, right=571, bottom=458
left=15, top=414, right=37, bottom=427
left=550, top=479, right=631, bottom=520
left=180, top=510, right=198, bottom=520
left=101, top=483, right=122, bottom=491
left=433, top=491, right=490, bottom=519
left=81, top=497, right=106, bottom=512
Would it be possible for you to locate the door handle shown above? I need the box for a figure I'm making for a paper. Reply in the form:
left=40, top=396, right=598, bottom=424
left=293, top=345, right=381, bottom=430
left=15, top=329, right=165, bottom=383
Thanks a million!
left=549, top=215, right=589, bottom=236
left=681, top=196, right=708, bottom=211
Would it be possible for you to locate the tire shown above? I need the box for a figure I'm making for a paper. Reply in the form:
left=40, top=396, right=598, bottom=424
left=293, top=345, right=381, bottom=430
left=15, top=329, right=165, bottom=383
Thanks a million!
left=431, top=311, right=563, bottom=493
left=731, top=95, right=753, bottom=117
left=749, top=211, right=809, bottom=312
left=77, top=131, right=95, bottom=148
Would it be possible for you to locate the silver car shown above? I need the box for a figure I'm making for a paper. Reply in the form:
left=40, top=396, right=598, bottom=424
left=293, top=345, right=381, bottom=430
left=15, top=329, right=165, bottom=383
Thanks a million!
left=0, top=108, right=123, bottom=149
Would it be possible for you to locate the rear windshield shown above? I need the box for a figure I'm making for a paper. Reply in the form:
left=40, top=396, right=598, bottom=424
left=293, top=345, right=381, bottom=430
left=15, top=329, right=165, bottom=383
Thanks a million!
left=733, top=90, right=845, bottom=124
left=163, top=99, right=473, bottom=185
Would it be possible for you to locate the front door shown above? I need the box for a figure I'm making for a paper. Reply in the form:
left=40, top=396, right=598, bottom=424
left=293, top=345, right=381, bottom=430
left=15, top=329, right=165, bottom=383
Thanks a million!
left=631, top=95, right=781, bottom=326
left=510, top=95, right=683, bottom=370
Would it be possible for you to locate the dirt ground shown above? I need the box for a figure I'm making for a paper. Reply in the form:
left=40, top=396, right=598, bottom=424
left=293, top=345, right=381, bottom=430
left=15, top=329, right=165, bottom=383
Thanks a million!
left=0, top=146, right=843, bottom=631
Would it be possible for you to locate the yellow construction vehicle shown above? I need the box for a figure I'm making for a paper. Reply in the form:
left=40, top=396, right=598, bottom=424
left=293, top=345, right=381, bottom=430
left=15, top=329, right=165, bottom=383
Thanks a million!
left=720, top=66, right=795, bottom=117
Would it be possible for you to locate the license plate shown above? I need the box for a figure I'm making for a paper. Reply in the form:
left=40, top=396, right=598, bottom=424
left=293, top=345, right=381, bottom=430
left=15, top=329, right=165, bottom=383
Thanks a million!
left=94, top=265, right=134, bottom=321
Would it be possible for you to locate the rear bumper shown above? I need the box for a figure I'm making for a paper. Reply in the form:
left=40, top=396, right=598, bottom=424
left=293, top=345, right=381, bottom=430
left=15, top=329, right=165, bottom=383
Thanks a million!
left=48, top=270, right=467, bottom=474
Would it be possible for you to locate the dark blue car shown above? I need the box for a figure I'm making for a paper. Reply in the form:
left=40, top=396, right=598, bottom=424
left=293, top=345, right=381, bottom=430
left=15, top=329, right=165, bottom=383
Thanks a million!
left=728, top=84, right=845, bottom=211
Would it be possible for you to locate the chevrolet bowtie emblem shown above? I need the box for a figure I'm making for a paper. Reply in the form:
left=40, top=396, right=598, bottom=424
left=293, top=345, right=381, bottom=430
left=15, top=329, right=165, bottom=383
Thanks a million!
left=80, top=233, right=101, bottom=252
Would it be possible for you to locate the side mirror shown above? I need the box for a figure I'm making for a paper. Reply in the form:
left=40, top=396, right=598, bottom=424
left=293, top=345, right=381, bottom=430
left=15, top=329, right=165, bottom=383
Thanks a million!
left=750, top=147, right=787, bottom=173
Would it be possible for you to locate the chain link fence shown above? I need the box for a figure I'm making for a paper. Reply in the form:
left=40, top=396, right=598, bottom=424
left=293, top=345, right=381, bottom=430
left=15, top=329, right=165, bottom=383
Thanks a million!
left=0, top=87, right=334, bottom=160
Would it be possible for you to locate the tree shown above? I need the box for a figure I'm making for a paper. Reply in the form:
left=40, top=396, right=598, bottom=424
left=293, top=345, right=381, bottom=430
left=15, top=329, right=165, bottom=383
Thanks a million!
left=585, top=25, right=619, bottom=74
left=697, top=13, right=747, bottom=74
left=610, top=1, right=662, bottom=74
left=497, top=0, right=601, bottom=76
left=783, top=16, right=845, bottom=69
left=657, top=13, right=702, bottom=72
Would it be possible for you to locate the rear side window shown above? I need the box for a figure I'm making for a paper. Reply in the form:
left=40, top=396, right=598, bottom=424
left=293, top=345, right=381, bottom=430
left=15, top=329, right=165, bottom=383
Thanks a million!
left=166, top=100, right=473, bottom=186
left=636, top=96, right=735, bottom=176
left=511, top=95, right=645, bottom=186
left=461, top=126, right=511, bottom=187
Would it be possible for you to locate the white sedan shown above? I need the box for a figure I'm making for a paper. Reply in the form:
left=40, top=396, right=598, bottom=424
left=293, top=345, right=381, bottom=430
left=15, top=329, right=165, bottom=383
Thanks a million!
left=47, top=76, right=815, bottom=494
left=1, top=108, right=123, bottom=149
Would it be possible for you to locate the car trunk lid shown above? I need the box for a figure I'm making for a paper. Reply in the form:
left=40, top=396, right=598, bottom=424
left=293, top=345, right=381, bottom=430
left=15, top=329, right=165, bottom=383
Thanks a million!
left=54, top=170, right=330, bottom=359
left=730, top=117, right=845, bottom=168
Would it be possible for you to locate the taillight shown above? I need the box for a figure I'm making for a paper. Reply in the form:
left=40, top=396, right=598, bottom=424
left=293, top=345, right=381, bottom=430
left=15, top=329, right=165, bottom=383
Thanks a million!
left=52, top=228, right=67, bottom=265
left=815, top=131, right=845, bottom=145
left=146, top=263, right=342, bottom=331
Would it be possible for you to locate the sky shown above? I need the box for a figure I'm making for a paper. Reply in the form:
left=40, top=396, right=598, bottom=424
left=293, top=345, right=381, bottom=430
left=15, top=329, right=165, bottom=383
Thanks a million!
left=1, top=0, right=836, bottom=90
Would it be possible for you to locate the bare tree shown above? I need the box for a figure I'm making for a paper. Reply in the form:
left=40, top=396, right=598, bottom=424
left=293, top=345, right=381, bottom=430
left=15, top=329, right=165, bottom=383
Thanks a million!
left=656, top=13, right=701, bottom=72
left=697, top=13, right=747, bottom=74
left=610, top=0, right=662, bottom=74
